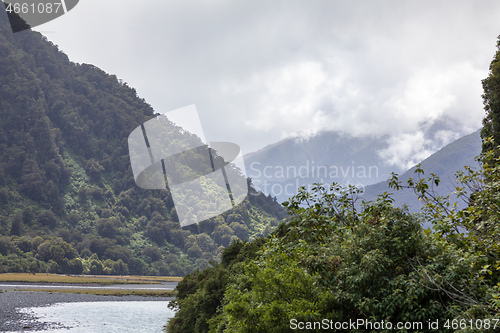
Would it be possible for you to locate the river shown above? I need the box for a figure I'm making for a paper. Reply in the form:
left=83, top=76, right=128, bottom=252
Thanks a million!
left=17, top=301, right=176, bottom=332
left=0, top=281, right=178, bottom=291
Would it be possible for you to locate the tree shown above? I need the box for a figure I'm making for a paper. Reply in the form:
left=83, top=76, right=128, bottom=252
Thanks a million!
left=89, top=258, right=103, bottom=275
left=10, top=214, right=23, bottom=236
left=0, top=236, right=14, bottom=255
left=84, top=158, right=104, bottom=182
left=167, top=240, right=265, bottom=333
left=35, top=237, right=78, bottom=270
left=22, top=208, right=34, bottom=225
left=482, top=35, right=500, bottom=156
left=145, top=216, right=169, bottom=245
left=67, top=258, right=84, bottom=274
left=229, top=222, right=249, bottom=241
left=142, top=246, right=162, bottom=262
left=19, top=158, right=45, bottom=201
left=37, top=210, right=58, bottom=228
left=186, top=244, right=203, bottom=259
left=96, top=218, right=119, bottom=238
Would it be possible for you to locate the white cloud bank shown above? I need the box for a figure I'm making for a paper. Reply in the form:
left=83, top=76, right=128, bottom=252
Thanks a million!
left=41, top=0, right=500, bottom=169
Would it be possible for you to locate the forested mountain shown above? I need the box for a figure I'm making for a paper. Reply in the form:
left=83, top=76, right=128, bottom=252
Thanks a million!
left=0, top=11, right=285, bottom=276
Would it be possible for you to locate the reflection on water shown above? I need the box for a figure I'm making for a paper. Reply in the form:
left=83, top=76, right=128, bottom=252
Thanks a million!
left=20, top=301, right=175, bottom=332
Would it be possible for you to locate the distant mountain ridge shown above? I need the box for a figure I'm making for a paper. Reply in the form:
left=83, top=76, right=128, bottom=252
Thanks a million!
left=361, top=129, right=482, bottom=213
left=245, top=129, right=482, bottom=207
left=244, top=131, right=404, bottom=203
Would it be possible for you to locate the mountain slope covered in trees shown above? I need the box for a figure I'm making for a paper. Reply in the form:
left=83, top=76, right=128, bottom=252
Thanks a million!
left=0, top=11, right=285, bottom=276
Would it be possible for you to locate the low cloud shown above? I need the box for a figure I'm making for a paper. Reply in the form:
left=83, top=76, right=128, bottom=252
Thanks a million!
left=42, top=0, right=499, bottom=168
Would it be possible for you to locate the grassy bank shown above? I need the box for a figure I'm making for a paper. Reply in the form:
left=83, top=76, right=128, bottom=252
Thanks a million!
left=2, top=288, right=177, bottom=297
left=0, top=273, right=182, bottom=285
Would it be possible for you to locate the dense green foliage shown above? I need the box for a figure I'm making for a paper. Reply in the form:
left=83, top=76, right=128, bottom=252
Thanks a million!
left=166, top=238, right=266, bottom=332
left=166, top=36, right=500, bottom=332
left=482, top=36, right=500, bottom=156
left=168, top=181, right=496, bottom=332
left=0, top=15, right=285, bottom=276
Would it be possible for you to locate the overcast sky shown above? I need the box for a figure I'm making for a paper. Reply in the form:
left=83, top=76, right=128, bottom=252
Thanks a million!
left=38, top=0, right=500, bottom=169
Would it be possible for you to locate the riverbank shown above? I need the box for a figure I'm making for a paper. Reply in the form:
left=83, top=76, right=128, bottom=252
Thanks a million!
left=0, top=273, right=182, bottom=284
left=0, top=273, right=179, bottom=297
left=0, top=290, right=175, bottom=332
left=0, top=282, right=178, bottom=297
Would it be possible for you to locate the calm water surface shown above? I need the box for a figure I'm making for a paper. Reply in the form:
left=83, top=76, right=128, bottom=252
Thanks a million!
left=20, top=301, right=175, bottom=332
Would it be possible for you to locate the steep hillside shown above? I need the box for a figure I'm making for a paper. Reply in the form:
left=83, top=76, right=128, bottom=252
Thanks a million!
left=0, top=11, right=285, bottom=276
